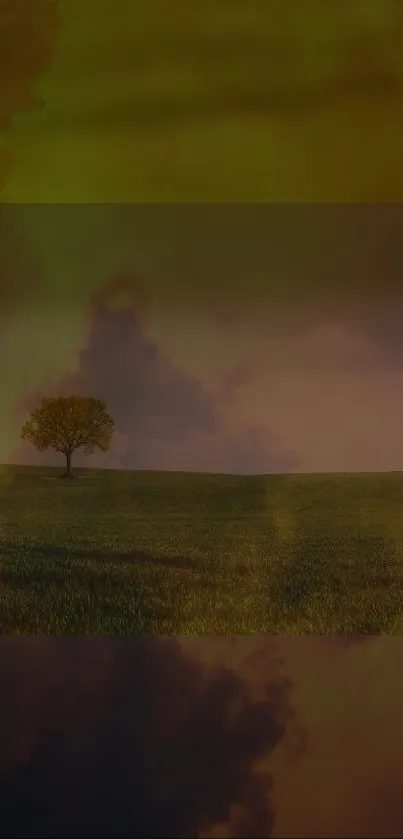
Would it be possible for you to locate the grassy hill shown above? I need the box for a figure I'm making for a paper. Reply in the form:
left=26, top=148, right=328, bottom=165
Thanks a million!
left=1, top=464, right=403, bottom=634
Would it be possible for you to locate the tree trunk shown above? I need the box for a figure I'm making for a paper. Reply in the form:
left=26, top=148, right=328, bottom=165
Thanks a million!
left=66, top=450, right=72, bottom=478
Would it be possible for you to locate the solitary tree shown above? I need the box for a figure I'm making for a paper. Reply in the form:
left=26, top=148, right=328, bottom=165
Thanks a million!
left=21, top=395, right=115, bottom=479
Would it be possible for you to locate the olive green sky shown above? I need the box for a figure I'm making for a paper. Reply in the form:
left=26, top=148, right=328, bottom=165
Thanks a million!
left=4, top=0, right=403, bottom=201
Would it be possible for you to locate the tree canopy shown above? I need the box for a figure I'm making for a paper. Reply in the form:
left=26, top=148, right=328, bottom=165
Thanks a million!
left=21, top=395, right=115, bottom=477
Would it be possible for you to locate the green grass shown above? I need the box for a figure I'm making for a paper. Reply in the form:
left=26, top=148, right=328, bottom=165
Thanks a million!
left=2, top=464, right=403, bottom=634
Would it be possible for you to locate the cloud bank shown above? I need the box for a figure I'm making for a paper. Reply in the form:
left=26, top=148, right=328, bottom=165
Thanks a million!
left=14, top=275, right=299, bottom=474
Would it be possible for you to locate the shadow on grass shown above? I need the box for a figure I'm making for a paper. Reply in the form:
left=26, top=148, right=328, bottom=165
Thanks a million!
left=1, top=535, right=250, bottom=632
left=0, top=542, right=192, bottom=632
left=0, top=542, right=202, bottom=572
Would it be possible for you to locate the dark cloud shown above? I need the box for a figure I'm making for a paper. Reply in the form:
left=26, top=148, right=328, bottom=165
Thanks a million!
left=4, top=637, right=403, bottom=837
left=15, top=275, right=298, bottom=474
left=0, top=637, right=293, bottom=838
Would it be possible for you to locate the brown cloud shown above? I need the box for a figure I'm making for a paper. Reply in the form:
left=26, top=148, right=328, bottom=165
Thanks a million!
left=272, top=637, right=403, bottom=837
left=183, top=636, right=403, bottom=837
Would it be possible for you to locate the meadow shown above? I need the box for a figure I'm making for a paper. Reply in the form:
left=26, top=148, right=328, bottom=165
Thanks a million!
left=1, top=464, right=403, bottom=634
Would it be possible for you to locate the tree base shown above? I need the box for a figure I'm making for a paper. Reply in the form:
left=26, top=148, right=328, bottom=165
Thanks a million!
left=59, top=473, right=77, bottom=480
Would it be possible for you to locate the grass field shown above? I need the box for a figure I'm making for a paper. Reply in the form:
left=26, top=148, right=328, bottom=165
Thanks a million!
left=1, top=464, right=403, bottom=634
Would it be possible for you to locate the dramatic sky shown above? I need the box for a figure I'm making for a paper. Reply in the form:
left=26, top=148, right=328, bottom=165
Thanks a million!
left=0, top=203, right=402, bottom=474
left=2, top=635, right=403, bottom=837
left=3, top=0, right=403, bottom=201
left=2, top=2, right=403, bottom=474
